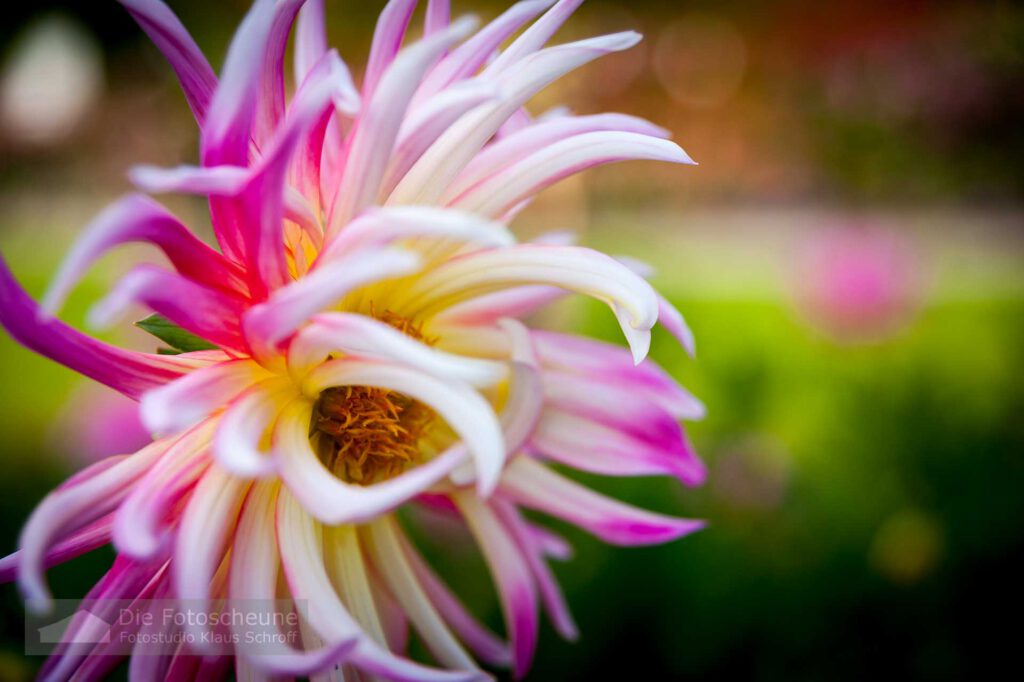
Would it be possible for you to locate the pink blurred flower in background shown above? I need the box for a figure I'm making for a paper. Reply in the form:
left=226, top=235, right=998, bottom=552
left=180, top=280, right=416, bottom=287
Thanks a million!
left=0, top=0, right=706, bottom=680
left=53, top=384, right=151, bottom=465
left=795, top=223, right=923, bottom=342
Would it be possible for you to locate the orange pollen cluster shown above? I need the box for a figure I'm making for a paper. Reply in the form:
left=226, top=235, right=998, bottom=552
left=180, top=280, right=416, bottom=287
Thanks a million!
left=312, top=308, right=436, bottom=485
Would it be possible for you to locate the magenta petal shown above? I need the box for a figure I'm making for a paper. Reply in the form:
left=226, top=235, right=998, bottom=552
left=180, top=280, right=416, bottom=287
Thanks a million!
left=424, top=0, right=451, bottom=36
left=118, top=0, right=218, bottom=124
left=501, top=458, right=706, bottom=546
left=0, top=257, right=192, bottom=399
left=0, top=514, right=112, bottom=584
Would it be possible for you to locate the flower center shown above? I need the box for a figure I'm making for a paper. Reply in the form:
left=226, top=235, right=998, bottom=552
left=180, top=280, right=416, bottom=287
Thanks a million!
left=312, top=308, right=436, bottom=485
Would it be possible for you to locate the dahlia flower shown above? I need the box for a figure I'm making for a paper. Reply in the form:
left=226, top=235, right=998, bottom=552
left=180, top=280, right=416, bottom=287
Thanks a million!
left=0, top=0, right=706, bottom=679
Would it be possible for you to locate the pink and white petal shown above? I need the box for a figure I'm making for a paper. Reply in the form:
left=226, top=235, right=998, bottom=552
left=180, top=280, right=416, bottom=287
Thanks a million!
left=399, top=533, right=511, bottom=667
left=129, top=163, right=250, bottom=196
left=0, top=514, right=112, bottom=584
left=112, top=420, right=215, bottom=558
left=118, top=0, right=218, bottom=124
left=243, top=248, right=421, bottom=354
left=290, top=313, right=507, bottom=387
left=327, top=17, right=479, bottom=236
left=274, top=398, right=470, bottom=525
left=449, top=112, right=671, bottom=199
left=527, top=523, right=574, bottom=561
left=403, top=245, right=658, bottom=364
left=0, top=259, right=195, bottom=399
left=365, top=518, right=477, bottom=670
left=447, top=131, right=693, bottom=218
left=253, top=0, right=305, bottom=147
left=140, top=360, right=270, bottom=435
left=17, top=441, right=166, bottom=609
left=657, top=293, right=697, bottom=357
left=484, top=0, right=585, bottom=75
left=321, top=206, right=513, bottom=262
left=362, top=0, right=419, bottom=98
left=418, top=0, right=555, bottom=97
left=276, top=490, right=485, bottom=682
left=389, top=31, right=641, bottom=205
left=531, top=409, right=706, bottom=485
left=213, top=381, right=292, bottom=478
left=454, top=492, right=539, bottom=679
left=424, top=0, right=450, bottom=37
left=42, top=194, right=247, bottom=314
left=294, top=0, right=328, bottom=85
left=230, top=482, right=358, bottom=675
left=501, top=458, right=706, bottom=546
left=382, top=81, right=499, bottom=196
left=88, top=264, right=249, bottom=352
left=173, top=466, right=250, bottom=652
left=494, top=500, right=578, bottom=641
left=533, top=331, right=706, bottom=419
left=304, top=360, right=505, bottom=495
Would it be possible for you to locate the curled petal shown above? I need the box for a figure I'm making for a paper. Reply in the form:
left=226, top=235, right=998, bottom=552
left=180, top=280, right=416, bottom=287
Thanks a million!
left=658, top=293, right=697, bottom=357
left=290, top=312, right=507, bottom=386
left=42, top=193, right=247, bottom=315
left=118, top=0, right=218, bottom=123
left=112, top=421, right=215, bottom=558
left=449, top=113, right=671, bottom=200
left=448, top=131, right=693, bottom=218
left=403, top=245, right=659, bottom=363
left=304, top=359, right=506, bottom=495
left=322, top=206, right=513, bottom=262
left=0, top=514, right=112, bottom=584
left=89, top=264, right=249, bottom=352
left=275, top=399, right=470, bottom=525
left=140, top=360, right=271, bottom=435
left=501, top=458, right=706, bottom=546
left=17, top=443, right=166, bottom=610
left=243, top=248, right=421, bottom=355
left=454, top=492, right=539, bottom=679
left=213, top=381, right=292, bottom=478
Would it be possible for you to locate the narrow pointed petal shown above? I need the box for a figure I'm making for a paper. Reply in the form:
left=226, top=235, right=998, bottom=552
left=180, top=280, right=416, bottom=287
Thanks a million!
left=434, top=285, right=563, bottom=325
left=501, top=458, right=706, bottom=546
left=118, top=0, right=217, bottom=123
left=365, top=518, right=478, bottom=670
left=294, top=0, right=328, bottom=84
left=400, top=532, right=511, bottom=666
left=454, top=493, right=539, bottom=679
left=425, top=0, right=450, bottom=36
left=494, top=500, right=578, bottom=642
left=658, top=293, right=697, bottom=357
left=0, top=514, right=112, bottom=584
left=363, top=0, right=419, bottom=98
left=485, top=0, right=585, bottom=74
left=403, top=245, right=659, bottom=363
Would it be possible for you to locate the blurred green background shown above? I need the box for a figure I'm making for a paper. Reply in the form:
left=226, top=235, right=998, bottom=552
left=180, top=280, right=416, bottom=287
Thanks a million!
left=1, top=1, right=1022, bottom=680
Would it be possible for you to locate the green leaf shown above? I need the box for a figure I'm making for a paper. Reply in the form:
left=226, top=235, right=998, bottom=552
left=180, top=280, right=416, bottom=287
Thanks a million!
left=135, top=314, right=218, bottom=353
